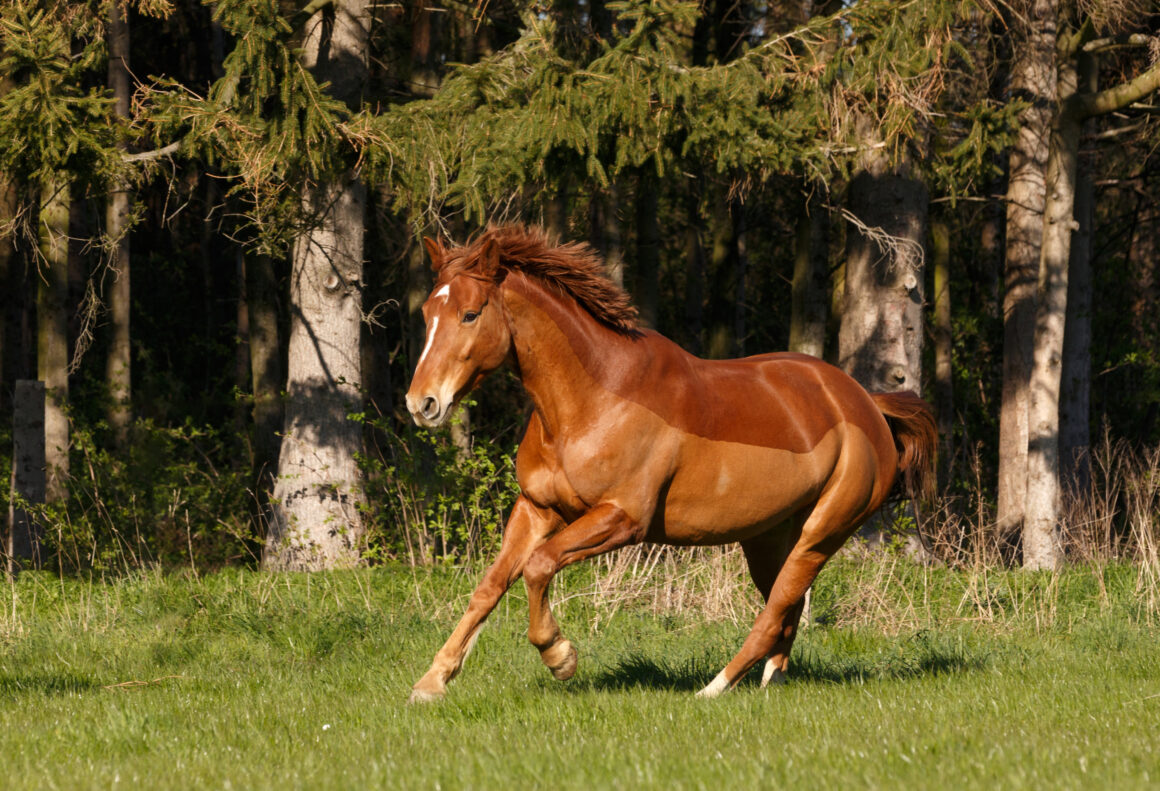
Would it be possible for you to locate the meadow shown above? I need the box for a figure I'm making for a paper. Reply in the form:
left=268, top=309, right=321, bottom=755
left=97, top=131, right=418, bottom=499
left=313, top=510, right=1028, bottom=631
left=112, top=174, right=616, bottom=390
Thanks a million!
left=2, top=553, right=1158, bottom=790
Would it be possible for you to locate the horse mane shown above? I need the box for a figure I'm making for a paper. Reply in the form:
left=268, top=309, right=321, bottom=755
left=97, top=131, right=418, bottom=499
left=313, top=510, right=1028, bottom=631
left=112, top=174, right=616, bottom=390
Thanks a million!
left=440, top=224, right=641, bottom=336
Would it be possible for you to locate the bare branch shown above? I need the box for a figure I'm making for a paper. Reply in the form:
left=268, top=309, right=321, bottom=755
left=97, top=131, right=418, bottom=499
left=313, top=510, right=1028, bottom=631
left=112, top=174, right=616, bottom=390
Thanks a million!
left=1083, top=33, right=1155, bottom=53
left=1074, top=61, right=1160, bottom=118
left=122, top=140, right=182, bottom=163
left=839, top=207, right=925, bottom=274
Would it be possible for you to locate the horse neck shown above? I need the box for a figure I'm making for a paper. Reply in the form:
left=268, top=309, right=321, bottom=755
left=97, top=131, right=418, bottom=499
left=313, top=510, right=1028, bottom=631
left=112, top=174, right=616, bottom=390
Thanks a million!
left=500, top=271, right=639, bottom=437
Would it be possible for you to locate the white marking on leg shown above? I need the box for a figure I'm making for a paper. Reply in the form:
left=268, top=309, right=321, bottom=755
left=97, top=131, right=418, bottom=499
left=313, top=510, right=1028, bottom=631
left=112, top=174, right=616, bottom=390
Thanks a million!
left=418, top=315, right=440, bottom=366
left=696, top=669, right=732, bottom=699
left=761, top=659, right=786, bottom=688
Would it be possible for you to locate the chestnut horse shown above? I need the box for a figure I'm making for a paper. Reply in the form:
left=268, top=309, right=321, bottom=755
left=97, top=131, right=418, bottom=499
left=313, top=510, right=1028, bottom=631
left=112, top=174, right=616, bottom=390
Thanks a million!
left=405, top=224, right=935, bottom=702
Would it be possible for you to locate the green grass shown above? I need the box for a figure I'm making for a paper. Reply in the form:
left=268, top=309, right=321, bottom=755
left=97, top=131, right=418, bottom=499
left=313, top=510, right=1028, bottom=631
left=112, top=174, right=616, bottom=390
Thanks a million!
left=2, top=559, right=1158, bottom=789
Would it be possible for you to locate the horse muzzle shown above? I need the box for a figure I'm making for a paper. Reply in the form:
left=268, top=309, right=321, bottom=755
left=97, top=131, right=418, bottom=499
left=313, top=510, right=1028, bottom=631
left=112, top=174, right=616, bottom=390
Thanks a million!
left=405, top=392, right=451, bottom=428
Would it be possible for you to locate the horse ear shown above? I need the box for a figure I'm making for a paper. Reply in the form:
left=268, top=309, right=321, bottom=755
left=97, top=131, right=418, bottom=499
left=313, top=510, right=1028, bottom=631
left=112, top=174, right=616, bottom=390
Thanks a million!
left=422, top=236, right=446, bottom=273
left=479, top=237, right=501, bottom=278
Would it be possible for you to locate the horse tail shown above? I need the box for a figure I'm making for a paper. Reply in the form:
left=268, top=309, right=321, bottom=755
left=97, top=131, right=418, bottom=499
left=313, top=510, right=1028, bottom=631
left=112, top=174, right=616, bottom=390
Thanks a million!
left=871, top=390, right=938, bottom=502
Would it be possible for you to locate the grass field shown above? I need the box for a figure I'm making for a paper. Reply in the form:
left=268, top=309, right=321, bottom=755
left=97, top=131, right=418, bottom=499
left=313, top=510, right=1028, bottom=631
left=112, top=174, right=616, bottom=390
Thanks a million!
left=2, top=555, right=1158, bottom=790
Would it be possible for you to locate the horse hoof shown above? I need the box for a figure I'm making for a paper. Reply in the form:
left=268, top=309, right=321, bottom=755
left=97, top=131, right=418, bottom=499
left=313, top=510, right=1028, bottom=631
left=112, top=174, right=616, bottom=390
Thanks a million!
left=545, top=640, right=578, bottom=681
left=408, top=685, right=445, bottom=704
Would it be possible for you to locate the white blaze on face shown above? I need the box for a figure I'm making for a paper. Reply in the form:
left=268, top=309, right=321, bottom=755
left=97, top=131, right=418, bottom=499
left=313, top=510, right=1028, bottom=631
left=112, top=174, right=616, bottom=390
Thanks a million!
left=418, top=285, right=453, bottom=367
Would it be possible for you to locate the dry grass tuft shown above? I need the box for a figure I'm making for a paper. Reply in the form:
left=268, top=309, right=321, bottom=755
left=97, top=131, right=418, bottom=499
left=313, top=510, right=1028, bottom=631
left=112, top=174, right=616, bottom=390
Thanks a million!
left=576, top=545, right=758, bottom=629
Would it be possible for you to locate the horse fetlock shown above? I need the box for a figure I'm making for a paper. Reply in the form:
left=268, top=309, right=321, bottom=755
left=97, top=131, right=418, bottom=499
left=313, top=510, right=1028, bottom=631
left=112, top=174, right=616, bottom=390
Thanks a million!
left=760, top=659, right=787, bottom=688
left=541, top=639, right=578, bottom=680
left=695, top=669, right=733, bottom=699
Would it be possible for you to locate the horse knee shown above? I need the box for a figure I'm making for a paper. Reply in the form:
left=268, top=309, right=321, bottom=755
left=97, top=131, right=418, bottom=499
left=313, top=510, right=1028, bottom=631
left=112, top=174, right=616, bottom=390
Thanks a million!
left=523, top=548, right=555, bottom=590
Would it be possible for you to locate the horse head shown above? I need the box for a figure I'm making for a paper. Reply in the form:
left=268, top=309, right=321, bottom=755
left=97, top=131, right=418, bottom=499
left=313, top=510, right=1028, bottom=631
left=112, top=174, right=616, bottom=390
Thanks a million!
left=405, top=235, right=512, bottom=428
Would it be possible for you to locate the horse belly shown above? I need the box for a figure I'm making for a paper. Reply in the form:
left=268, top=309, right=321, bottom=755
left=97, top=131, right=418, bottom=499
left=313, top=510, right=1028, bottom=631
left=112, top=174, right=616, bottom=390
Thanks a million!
left=655, top=428, right=843, bottom=545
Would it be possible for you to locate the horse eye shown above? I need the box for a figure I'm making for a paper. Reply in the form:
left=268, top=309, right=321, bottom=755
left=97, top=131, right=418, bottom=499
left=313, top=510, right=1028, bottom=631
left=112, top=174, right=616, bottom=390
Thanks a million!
left=462, top=310, right=479, bottom=325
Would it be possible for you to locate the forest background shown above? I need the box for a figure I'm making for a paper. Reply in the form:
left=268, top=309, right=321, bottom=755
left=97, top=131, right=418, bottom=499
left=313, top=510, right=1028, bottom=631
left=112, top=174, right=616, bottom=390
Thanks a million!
left=1, top=0, right=1159, bottom=576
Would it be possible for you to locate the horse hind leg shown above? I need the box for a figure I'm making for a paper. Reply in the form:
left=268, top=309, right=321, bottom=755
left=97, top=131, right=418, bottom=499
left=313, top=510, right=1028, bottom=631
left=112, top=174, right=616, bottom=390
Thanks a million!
left=698, top=484, right=875, bottom=698
left=738, top=527, right=799, bottom=688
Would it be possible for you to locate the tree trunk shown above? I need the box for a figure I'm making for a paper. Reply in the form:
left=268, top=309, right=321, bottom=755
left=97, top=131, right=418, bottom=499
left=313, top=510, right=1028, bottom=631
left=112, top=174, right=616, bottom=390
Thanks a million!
left=248, top=251, right=283, bottom=488
left=8, top=380, right=46, bottom=575
left=732, top=199, right=748, bottom=357
left=265, top=0, right=370, bottom=570
left=407, top=235, right=432, bottom=369
left=838, top=151, right=928, bottom=561
left=544, top=176, right=568, bottom=240
left=1022, top=50, right=1079, bottom=571
left=266, top=180, right=367, bottom=570
left=234, top=249, right=251, bottom=437
left=1059, top=169, right=1092, bottom=496
left=683, top=184, right=704, bottom=355
left=996, top=0, right=1058, bottom=547
left=106, top=0, right=132, bottom=446
left=592, top=182, right=624, bottom=288
left=38, top=174, right=70, bottom=503
left=410, top=0, right=440, bottom=97
left=931, top=216, right=954, bottom=490
left=0, top=175, right=17, bottom=406
left=705, top=198, right=735, bottom=359
left=634, top=170, right=660, bottom=329
left=837, top=169, right=927, bottom=394
left=789, top=184, right=828, bottom=358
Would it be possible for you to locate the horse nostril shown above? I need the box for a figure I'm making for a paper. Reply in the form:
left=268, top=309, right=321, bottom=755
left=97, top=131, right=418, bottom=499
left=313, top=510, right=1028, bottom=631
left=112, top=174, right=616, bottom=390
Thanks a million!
left=421, top=396, right=439, bottom=420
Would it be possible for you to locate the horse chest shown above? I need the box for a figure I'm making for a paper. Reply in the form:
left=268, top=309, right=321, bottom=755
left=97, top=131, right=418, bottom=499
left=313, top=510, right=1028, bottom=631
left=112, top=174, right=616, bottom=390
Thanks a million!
left=516, top=431, right=618, bottom=519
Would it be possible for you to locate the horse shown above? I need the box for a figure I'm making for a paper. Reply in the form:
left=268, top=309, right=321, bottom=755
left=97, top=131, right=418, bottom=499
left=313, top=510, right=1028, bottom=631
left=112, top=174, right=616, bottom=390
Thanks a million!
left=404, top=224, right=936, bottom=702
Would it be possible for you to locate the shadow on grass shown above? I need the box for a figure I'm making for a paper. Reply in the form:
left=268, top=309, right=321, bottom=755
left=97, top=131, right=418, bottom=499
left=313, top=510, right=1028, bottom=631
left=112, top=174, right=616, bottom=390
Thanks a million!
left=790, top=642, right=990, bottom=685
left=0, top=672, right=99, bottom=695
left=573, top=654, right=714, bottom=693
left=572, top=633, right=990, bottom=693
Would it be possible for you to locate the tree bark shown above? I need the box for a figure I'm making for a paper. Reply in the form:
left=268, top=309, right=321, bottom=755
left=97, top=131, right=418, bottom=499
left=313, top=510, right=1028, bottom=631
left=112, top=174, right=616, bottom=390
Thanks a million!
left=634, top=170, right=660, bottom=329
left=589, top=183, right=624, bottom=288
left=931, top=216, right=954, bottom=490
left=1022, top=50, right=1079, bottom=571
left=789, top=184, right=828, bottom=359
left=38, top=174, right=70, bottom=503
left=732, top=199, right=748, bottom=357
left=1059, top=169, right=1092, bottom=495
left=838, top=169, right=928, bottom=395
left=265, top=0, right=370, bottom=570
left=0, top=174, right=17, bottom=406
left=544, top=176, right=568, bottom=240
left=705, top=198, right=735, bottom=359
left=683, top=184, right=704, bottom=355
left=8, top=380, right=46, bottom=575
left=248, top=251, right=283, bottom=489
left=996, top=0, right=1058, bottom=546
left=105, top=0, right=132, bottom=446
left=410, top=0, right=440, bottom=98
left=266, top=180, right=367, bottom=570
left=1021, top=44, right=1160, bottom=568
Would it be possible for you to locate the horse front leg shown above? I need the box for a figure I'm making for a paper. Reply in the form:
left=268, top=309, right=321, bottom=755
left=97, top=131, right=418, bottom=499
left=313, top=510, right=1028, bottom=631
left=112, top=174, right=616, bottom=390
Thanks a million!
left=410, top=496, right=561, bottom=703
left=523, top=502, right=646, bottom=681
